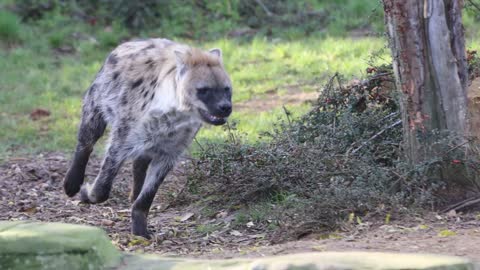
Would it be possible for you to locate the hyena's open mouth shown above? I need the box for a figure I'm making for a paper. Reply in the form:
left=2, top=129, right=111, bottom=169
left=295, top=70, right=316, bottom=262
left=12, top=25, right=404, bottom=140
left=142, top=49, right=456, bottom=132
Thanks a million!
left=198, top=108, right=228, bottom=126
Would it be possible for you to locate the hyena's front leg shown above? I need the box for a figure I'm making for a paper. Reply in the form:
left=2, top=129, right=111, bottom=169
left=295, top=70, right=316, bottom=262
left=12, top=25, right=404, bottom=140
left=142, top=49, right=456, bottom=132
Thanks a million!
left=131, top=155, right=175, bottom=238
left=79, top=138, right=126, bottom=204
left=64, top=106, right=106, bottom=197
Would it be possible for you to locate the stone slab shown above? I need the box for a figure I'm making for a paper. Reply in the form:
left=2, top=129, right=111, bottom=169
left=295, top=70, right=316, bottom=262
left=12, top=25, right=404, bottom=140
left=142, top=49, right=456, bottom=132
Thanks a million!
left=0, top=221, right=475, bottom=270
left=0, top=221, right=121, bottom=270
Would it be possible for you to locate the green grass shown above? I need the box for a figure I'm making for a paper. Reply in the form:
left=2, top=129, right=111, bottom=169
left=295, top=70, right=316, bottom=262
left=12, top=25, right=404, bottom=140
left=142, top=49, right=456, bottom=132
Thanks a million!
left=0, top=10, right=22, bottom=43
left=0, top=31, right=388, bottom=158
left=1, top=3, right=479, bottom=159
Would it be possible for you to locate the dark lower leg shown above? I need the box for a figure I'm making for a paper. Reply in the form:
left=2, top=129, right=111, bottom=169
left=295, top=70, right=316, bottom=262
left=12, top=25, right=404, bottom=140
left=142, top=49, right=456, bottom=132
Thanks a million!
left=131, top=158, right=174, bottom=238
left=130, top=156, right=151, bottom=203
left=64, top=113, right=106, bottom=197
left=80, top=147, right=125, bottom=204
left=131, top=190, right=157, bottom=238
left=64, top=144, right=93, bottom=197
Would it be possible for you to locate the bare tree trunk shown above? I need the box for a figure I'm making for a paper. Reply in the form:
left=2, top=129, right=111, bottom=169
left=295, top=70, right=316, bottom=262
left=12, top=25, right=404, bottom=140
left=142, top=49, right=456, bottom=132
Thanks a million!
left=383, top=0, right=468, bottom=164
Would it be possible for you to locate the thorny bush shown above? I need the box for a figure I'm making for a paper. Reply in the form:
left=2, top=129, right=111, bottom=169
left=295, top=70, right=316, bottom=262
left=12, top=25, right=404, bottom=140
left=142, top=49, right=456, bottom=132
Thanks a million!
left=183, top=63, right=480, bottom=242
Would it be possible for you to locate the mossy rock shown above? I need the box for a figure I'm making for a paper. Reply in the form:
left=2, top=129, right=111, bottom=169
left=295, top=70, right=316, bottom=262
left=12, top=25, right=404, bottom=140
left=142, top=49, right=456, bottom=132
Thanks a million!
left=0, top=221, right=475, bottom=270
left=0, top=221, right=121, bottom=270
left=123, top=252, right=474, bottom=270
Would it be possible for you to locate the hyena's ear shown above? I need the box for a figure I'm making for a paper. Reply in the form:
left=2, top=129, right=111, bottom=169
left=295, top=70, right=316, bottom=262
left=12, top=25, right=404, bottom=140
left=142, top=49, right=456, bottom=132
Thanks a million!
left=174, top=50, right=188, bottom=76
left=209, top=48, right=222, bottom=61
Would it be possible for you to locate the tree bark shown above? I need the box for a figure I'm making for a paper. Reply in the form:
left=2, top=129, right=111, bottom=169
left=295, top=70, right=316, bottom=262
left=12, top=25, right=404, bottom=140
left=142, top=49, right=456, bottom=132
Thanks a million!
left=383, top=0, right=468, bottom=164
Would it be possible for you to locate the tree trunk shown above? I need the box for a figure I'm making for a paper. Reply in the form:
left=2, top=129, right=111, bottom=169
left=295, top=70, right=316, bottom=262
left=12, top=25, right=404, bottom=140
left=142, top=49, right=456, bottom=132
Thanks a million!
left=383, top=0, right=468, bottom=164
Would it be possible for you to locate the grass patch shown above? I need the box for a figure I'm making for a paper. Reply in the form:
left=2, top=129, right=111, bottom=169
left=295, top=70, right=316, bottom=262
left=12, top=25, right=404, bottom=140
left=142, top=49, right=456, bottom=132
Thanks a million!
left=0, top=10, right=22, bottom=43
left=0, top=1, right=479, bottom=159
left=195, top=224, right=222, bottom=235
left=0, top=17, right=388, bottom=158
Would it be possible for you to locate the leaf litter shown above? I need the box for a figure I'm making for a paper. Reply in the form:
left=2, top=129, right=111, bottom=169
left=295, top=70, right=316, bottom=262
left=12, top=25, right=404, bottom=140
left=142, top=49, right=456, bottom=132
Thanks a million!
left=2, top=152, right=480, bottom=260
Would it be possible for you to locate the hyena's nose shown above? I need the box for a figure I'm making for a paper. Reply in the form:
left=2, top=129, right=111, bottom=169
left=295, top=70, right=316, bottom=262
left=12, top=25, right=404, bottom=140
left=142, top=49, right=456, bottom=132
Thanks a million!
left=218, top=103, right=232, bottom=115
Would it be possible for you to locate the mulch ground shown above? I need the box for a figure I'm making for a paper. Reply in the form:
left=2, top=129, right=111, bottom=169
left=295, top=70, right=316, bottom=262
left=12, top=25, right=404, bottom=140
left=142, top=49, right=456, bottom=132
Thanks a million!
left=2, top=152, right=480, bottom=261
left=0, top=152, right=268, bottom=257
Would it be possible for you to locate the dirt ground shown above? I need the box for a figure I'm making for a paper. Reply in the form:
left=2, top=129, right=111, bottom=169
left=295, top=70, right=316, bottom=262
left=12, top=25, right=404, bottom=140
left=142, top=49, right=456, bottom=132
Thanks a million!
left=1, top=152, right=480, bottom=262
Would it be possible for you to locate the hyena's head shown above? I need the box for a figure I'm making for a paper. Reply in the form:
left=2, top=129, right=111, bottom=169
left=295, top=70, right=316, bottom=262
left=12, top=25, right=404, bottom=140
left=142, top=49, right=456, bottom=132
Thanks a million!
left=174, top=48, right=232, bottom=126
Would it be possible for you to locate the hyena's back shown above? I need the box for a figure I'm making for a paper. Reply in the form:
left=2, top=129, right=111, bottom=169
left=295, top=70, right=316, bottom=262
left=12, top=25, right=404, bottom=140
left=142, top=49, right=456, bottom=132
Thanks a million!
left=83, top=38, right=182, bottom=125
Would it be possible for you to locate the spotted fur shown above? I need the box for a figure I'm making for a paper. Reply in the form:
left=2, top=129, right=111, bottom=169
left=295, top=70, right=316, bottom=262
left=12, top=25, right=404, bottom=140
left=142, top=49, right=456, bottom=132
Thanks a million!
left=63, top=38, right=233, bottom=238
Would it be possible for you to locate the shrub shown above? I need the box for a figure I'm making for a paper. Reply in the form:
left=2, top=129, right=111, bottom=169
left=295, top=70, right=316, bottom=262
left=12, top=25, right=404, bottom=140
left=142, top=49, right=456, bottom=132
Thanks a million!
left=182, top=69, right=480, bottom=242
left=97, top=22, right=128, bottom=49
left=48, top=29, right=70, bottom=49
left=0, top=10, right=22, bottom=43
left=11, top=0, right=384, bottom=37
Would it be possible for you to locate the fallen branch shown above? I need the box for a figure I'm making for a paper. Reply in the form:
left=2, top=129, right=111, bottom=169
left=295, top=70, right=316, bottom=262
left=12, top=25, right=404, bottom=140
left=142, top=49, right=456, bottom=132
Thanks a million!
left=349, top=119, right=402, bottom=155
left=442, top=195, right=480, bottom=213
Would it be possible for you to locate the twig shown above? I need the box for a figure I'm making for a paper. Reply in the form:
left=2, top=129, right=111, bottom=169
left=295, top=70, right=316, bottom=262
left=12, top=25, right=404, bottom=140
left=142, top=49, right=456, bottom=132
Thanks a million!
left=379, top=112, right=400, bottom=122
left=194, top=137, right=205, bottom=152
left=466, top=0, right=480, bottom=13
left=282, top=105, right=292, bottom=125
left=366, top=72, right=394, bottom=81
left=254, top=0, right=274, bottom=16
left=350, top=119, right=402, bottom=155
left=442, top=139, right=470, bottom=155
left=442, top=196, right=480, bottom=213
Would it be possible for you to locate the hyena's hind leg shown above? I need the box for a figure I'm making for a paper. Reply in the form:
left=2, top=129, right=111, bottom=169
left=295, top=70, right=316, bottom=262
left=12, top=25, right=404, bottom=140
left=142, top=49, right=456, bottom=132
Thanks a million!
left=79, top=123, right=130, bottom=204
left=130, top=156, right=152, bottom=203
left=64, top=106, right=106, bottom=197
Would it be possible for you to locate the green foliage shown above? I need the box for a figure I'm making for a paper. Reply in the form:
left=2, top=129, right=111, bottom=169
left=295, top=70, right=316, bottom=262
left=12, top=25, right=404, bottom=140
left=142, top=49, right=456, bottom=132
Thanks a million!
left=0, top=10, right=22, bottom=43
left=11, top=0, right=384, bottom=38
left=97, top=22, right=128, bottom=49
left=468, top=49, right=480, bottom=79
left=0, top=0, right=479, bottom=161
left=48, top=29, right=69, bottom=48
left=0, top=14, right=387, bottom=157
left=12, top=0, right=55, bottom=21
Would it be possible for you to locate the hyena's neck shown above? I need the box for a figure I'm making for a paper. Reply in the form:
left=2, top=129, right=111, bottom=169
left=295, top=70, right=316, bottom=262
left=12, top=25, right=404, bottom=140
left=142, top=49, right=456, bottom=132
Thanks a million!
left=149, top=76, right=180, bottom=113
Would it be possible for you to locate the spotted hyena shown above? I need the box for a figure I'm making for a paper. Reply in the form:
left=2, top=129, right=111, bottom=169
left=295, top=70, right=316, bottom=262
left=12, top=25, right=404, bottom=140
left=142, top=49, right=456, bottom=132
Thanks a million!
left=63, top=38, right=233, bottom=237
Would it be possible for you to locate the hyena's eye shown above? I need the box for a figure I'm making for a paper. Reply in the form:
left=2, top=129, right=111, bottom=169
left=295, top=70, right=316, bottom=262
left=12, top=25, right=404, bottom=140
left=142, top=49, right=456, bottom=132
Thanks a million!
left=224, top=87, right=231, bottom=92
left=197, top=87, right=210, bottom=95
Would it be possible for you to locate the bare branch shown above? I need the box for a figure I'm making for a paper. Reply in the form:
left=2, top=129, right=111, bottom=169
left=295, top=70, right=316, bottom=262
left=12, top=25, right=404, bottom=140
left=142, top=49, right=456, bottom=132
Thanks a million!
left=350, top=119, right=402, bottom=155
left=442, top=196, right=480, bottom=212
left=254, top=0, right=274, bottom=16
left=466, top=0, right=480, bottom=13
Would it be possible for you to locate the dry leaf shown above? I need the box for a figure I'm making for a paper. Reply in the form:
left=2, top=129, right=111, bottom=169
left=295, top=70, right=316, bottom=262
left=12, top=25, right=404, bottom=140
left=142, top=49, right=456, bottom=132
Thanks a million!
left=216, top=210, right=228, bottom=219
left=101, top=219, right=115, bottom=226
left=29, top=108, right=51, bottom=121
left=180, top=212, right=194, bottom=222
left=446, top=210, right=457, bottom=217
left=230, top=230, right=243, bottom=236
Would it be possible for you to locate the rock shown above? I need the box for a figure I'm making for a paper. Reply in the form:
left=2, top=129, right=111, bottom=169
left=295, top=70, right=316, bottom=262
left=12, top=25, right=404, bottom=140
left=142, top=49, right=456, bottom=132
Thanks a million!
left=124, top=252, right=473, bottom=270
left=0, top=221, right=121, bottom=270
left=0, top=221, right=474, bottom=270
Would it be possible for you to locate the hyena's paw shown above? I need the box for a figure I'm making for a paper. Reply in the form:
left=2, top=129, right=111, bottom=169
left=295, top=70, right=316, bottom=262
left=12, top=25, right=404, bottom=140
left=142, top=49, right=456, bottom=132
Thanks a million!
left=63, top=171, right=83, bottom=197
left=131, top=210, right=151, bottom=239
left=79, top=184, right=92, bottom=203
left=79, top=183, right=110, bottom=204
left=132, top=227, right=152, bottom=239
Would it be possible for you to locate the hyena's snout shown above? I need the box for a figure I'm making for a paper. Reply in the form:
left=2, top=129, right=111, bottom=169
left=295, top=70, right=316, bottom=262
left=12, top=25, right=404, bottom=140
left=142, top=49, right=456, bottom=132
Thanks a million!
left=216, top=100, right=232, bottom=117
